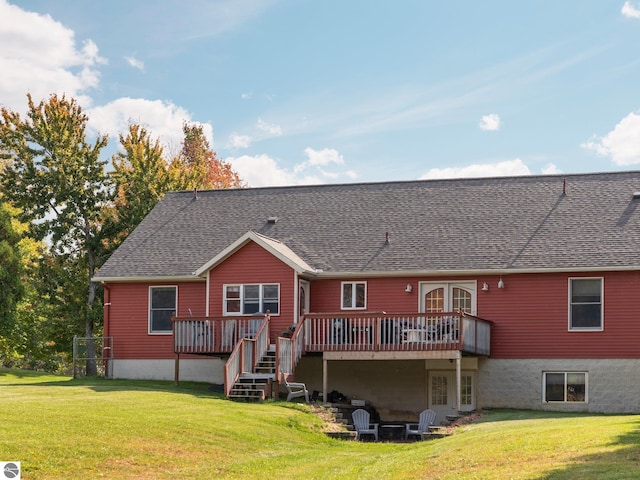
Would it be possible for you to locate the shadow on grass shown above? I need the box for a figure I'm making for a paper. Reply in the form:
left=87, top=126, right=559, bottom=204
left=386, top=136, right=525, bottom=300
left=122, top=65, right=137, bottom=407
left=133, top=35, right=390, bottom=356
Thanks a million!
left=537, top=420, right=640, bottom=480
left=476, top=408, right=611, bottom=423
left=476, top=408, right=640, bottom=479
left=0, top=367, right=227, bottom=398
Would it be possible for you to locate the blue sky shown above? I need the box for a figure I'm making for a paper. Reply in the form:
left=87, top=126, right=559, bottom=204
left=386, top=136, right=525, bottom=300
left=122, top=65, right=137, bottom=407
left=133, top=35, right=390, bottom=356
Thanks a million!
left=2, top=1, right=640, bottom=187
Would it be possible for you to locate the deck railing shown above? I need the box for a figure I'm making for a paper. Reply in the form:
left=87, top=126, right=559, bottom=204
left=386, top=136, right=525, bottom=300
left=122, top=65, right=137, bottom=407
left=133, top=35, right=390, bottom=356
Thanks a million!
left=302, top=311, right=491, bottom=355
left=173, top=314, right=266, bottom=354
left=276, top=322, right=305, bottom=380
left=172, top=313, right=269, bottom=389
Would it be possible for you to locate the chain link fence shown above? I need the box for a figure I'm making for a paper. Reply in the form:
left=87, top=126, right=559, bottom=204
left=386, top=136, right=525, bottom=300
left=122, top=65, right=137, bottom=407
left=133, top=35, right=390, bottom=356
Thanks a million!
left=72, top=336, right=113, bottom=378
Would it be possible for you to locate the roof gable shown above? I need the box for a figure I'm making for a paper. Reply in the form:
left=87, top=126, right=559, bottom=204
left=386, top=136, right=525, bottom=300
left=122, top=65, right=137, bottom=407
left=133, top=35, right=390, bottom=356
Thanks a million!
left=194, top=231, right=315, bottom=276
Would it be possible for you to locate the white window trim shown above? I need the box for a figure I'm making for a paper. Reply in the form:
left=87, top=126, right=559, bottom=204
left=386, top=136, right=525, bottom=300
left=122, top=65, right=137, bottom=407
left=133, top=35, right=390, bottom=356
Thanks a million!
left=148, top=285, right=177, bottom=335
left=542, top=371, right=589, bottom=403
left=223, top=283, right=280, bottom=316
left=341, top=281, right=367, bottom=310
left=568, top=277, right=604, bottom=332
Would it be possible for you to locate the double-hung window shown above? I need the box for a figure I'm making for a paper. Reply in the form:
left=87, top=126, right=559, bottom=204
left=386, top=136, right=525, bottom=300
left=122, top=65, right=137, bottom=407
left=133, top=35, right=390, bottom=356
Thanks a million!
left=543, top=372, right=587, bottom=403
left=149, top=286, right=177, bottom=334
left=341, top=281, right=366, bottom=310
left=224, top=284, right=279, bottom=315
left=569, top=278, right=603, bottom=331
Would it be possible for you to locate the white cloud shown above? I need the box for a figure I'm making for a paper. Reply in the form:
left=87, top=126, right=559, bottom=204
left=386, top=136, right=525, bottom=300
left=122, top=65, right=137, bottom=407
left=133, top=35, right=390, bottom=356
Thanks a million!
left=125, top=56, right=144, bottom=71
left=541, top=163, right=561, bottom=175
left=228, top=132, right=252, bottom=149
left=0, top=0, right=104, bottom=112
left=581, top=112, right=640, bottom=165
left=257, top=117, right=282, bottom=136
left=293, top=147, right=350, bottom=179
left=303, top=147, right=344, bottom=167
left=420, top=159, right=532, bottom=179
left=226, top=148, right=357, bottom=187
left=479, top=113, right=501, bottom=131
left=622, top=1, right=640, bottom=18
left=241, top=92, right=252, bottom=100
left=226, top=154, right=321, bottom=187
left=87, top=97, right=212, bottom=150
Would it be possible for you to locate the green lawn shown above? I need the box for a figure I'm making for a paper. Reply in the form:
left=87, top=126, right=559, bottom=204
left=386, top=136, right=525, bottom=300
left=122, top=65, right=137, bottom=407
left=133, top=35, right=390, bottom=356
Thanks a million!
left=1, top=368, right=640, bottom=479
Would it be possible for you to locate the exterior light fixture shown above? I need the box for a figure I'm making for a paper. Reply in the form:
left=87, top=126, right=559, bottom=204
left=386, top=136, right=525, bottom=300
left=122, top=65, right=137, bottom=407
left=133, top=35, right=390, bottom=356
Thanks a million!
left=405, top=284, right=413, bottom=293
left=482, top=282, right=489, bottom=291
left=498, top=277, right=505, bottom=289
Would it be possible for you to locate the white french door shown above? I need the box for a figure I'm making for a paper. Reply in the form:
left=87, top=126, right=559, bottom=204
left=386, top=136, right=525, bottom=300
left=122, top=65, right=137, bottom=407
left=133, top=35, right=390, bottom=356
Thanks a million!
left=428, top=371, right=476, bottom=423
left=419, top=281, right=476, bottom=315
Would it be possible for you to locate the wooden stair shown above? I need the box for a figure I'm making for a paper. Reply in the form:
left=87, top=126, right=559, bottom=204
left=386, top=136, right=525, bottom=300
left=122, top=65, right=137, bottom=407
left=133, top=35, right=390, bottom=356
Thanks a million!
left=228, top=349, right=276, bottom=401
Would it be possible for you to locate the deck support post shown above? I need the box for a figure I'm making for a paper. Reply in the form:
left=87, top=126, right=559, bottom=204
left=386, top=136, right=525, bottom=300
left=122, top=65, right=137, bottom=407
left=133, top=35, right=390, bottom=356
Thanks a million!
left=322, top=356, right=328, bottom=402
left=174, top=352, right=180, bottom=386
left=455, top=354, right=461, bottom=413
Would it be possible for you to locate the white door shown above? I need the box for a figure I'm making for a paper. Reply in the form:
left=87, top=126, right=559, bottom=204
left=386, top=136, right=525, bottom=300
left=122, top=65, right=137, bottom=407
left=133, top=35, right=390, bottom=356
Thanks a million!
left=428, top=371, right=475, bottom=424
left=297, top=280, right=310, bottom=323
left=420, top=282, right=476, bottom=315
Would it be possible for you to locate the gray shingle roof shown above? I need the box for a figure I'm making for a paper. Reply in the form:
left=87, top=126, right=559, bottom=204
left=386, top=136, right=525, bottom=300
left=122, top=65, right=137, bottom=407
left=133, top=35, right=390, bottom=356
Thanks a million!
left=94, top=171, right=640, bottom=281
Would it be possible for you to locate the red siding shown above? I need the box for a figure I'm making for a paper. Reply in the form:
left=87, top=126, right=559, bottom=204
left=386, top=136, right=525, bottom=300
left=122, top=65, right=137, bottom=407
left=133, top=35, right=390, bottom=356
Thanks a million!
left=106, top=281, right=206, bottom=359
left=309, top=271, right=640, bottom=359
left=107, top=250, right=640, bottom=361
left=209, top=242, right=296, bottom=339
left=478, top=271, right=640, bottom=359
left=310, top=276, right=432, bottom=313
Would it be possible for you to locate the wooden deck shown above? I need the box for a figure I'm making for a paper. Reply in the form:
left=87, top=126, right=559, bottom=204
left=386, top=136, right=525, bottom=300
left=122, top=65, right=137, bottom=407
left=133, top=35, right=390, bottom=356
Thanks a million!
left=302, top=312, right=491, bottom=356
left=172, top=311, right=491, bottom=357
left=172, top=311, right=491, bottom=394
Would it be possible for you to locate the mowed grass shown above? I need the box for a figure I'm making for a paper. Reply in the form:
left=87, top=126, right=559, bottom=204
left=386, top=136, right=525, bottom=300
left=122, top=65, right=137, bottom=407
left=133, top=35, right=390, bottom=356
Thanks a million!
left=1, top=369, right=640, bottom=479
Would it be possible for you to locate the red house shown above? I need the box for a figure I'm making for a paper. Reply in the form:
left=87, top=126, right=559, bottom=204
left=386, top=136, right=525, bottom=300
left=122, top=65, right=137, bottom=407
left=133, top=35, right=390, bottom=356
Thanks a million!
left=94, top=171, right=640, bottom=421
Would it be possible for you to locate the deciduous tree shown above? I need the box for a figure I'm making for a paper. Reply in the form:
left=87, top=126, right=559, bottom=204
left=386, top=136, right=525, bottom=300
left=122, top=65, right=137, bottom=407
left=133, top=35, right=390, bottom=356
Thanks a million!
left=0, top=197, right=23, bottom=337
left=0, top=94, right=110, bottom=375
left=106, top=124, right=172, bottom=248
left=170, top=123, right=244, bottom=190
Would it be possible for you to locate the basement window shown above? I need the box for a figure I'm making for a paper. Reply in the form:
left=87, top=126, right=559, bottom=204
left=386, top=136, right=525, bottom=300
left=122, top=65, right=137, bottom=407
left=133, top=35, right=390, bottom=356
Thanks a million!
left=543, top=372, right=587, bottom=403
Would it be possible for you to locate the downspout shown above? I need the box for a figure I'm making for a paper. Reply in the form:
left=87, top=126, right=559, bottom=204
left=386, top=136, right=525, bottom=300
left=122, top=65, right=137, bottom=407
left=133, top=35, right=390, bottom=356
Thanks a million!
left=293, top=271, right=299, bottom=325
left=102, top=282, right=111, bottom=378
left=205, top=270, right=210, bottom=316
left=102, top=282, right=110, bottom=337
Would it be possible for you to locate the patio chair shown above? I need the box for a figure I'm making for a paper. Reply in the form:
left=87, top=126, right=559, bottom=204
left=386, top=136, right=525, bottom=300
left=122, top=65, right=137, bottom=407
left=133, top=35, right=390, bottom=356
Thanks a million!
left=282, top=373, right=309, bottom=403
left=405, top=409, right=436, bottom=439
left=352, top=408, right=379, bottom=441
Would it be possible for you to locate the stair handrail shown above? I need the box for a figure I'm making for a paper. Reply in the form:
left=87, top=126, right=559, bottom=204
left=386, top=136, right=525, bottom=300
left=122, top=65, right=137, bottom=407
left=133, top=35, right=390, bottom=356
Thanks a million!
left=224, top=338, right=244, bottom=396
left=251, top=312, right=270, bottom=372
left=275, top=319, right=305, bottom=382
left=224, top=312, right=270, bottom=397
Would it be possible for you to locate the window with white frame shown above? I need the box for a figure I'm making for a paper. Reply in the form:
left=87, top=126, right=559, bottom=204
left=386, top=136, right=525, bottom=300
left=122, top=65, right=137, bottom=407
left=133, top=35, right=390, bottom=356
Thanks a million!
left=224, top=284, right=279, bottom=315
left=543, top=372, right=587, bottom=403
left=149, top=286, right=177, bottom=333
left=341, top=281, right=366, bottom=309
left=569, top=277, right=603, bottom=331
